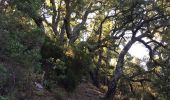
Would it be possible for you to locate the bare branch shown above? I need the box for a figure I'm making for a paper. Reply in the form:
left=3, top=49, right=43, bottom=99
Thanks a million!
left=136, top=38, right=153, bottom=59
left=147, top=39, right=167, bottom=48
left=129, top=70, right=154, bottom=79
left=70, top=2, right=99, bottom=43
left=131, top=79, right=151, bottom=82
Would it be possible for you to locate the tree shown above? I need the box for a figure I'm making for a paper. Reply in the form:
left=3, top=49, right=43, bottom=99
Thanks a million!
left=104, top=0, right=170, bottom=99
left=2, top=0, right=170, bottom=99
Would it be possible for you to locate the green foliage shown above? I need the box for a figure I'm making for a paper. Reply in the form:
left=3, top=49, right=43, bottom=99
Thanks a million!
left=0, top=96, right=10, bottom=100
left=0, top=64, right=15, bottom=99
left=0, top=0, right=169, bottom=99
left=0, top=64, right=8, bottom=94
left=43, top=58, right=67, bottom=89
left=13, top=0, right=44, bottom=18
left=61, top=45, right=92, bottom=91
left=0, top=8, right=44, bottom=68
left=41, top=38, right=64, bottom=59
left=41, top=39, right=92, bottom=91
left=0, top=6, right=45, bottom=99
left=3, top=29, right=43, bottom=68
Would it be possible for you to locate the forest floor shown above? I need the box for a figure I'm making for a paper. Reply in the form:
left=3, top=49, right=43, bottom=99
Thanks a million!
left=68, top=82, right=104, bottom=100
left=0, top=56, right=104, bottom=100
left=0, top=56, right=128, bottom=100
left=36, top=82, right=104, bottom=100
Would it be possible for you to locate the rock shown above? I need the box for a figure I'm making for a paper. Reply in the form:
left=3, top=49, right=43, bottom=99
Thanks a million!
left=35, top=82, right=43, bottom=91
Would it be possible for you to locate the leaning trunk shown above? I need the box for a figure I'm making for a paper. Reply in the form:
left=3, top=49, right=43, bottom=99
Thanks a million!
left=104, top=59, right=124, bottom=100
left=104, top=40, right=136, bottom=100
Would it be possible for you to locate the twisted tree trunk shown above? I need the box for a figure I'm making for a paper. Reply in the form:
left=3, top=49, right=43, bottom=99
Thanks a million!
left=104, top=39, right=136, bottom=100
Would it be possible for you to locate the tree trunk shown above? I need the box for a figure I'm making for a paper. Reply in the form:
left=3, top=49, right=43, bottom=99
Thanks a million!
left=89, top=49, right=102, bottom=88
left=104, top=40, right=136, bottom=100
left=89, top=69, right=100, bottom=88
left=104, top=63, right=123, bottom=100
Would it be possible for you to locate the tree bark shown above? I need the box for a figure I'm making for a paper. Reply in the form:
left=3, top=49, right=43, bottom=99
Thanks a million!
left=104, top=39, right=136, bottom=100
left=64, top=0, right=72, bottom=39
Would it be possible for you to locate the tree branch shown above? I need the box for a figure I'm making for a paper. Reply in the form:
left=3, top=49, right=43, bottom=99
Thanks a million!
left=64, top=0, right=72, bottom=39
left=70, top=3, right=98, bottom=43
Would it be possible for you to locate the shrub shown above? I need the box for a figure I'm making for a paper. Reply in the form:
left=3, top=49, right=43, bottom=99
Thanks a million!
left=42, top=42, right=92, bottom=91
left=0, top=64, right=9, bottom=95
left=0, top=12, right=44, bottom=99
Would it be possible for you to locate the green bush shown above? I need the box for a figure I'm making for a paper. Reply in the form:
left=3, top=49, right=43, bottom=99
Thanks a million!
left=0, top=12, right=44, bottom=99
left=42, top=41, right=92, bottom=91
left=0, top=11, right=44, bottom=69
left=0, top=96, right=10, bottom=100
left=0, top=64, right=9, bottom=95
left=43, top=58, right=67, bottom=90
left=4, top=29, right=43, bottom=67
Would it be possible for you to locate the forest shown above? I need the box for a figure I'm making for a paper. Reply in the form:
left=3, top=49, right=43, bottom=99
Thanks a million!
left=0, top=0, right=170, bottom=100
